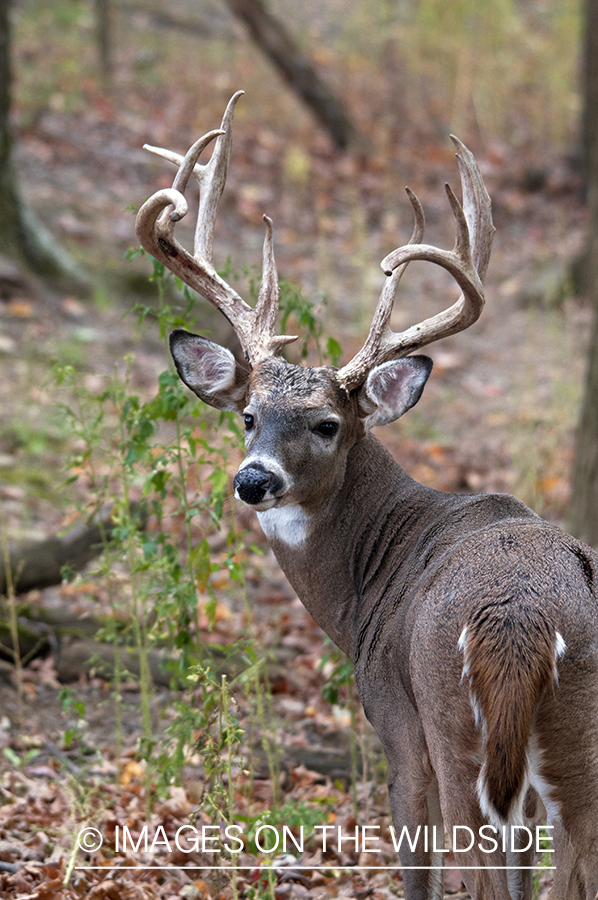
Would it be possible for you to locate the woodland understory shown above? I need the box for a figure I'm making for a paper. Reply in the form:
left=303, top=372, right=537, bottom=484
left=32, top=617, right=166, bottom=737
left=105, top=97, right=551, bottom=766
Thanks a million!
left=0, top=0, right=591, bottom=897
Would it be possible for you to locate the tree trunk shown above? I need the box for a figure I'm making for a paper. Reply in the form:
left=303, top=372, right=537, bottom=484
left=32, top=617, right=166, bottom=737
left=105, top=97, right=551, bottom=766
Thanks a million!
left=223, top=0, right=362, bottom=151
left=0, top=599, right=302, bottom=689
left=95, top=0, right=113, bottom=88
left=569, top=0, right=598, bottom=547
left=570, top=304, right=598, bottom=547
left=0, top=0, right=89, bottom=292
left=581, top=0, right=598, bottom=183
left=0, top=504, right=148, bottom=595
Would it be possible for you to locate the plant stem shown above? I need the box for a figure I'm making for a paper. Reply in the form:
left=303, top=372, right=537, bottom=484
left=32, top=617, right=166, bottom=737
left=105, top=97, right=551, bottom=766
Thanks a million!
left=222, top=674, right=239, bottom=900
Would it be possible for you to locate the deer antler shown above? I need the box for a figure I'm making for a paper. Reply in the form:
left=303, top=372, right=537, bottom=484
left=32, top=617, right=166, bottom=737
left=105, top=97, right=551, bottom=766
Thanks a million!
left=135, top=91, right=297, bottom=364
left=336, top=136, right=495, bottom=393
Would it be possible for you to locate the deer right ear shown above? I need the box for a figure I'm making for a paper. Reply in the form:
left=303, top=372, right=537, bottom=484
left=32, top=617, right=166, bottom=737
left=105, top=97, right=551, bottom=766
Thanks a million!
left=357, top=356, right=433, bottom=429
left=169, top=330, right=250, bottom=413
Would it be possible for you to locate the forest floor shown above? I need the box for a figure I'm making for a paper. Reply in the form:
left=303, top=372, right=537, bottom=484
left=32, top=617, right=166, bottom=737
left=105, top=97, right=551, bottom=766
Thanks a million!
left=0, top=9, right=593, bottom=898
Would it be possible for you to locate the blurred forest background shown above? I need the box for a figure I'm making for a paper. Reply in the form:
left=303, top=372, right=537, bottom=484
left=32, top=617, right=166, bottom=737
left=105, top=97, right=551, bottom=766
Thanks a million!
left=0, top=0, right=598, bottom=897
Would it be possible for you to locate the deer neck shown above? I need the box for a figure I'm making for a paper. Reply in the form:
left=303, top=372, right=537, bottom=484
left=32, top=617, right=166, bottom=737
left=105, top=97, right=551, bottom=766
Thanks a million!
left=257, top=433, right=438, bottom=659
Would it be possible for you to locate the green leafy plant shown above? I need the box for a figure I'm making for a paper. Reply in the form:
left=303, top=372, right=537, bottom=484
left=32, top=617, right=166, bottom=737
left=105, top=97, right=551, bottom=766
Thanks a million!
left=49, top=254, right=349, bottom=895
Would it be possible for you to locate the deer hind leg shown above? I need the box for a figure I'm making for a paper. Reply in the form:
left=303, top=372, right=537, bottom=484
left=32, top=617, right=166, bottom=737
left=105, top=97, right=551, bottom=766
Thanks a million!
left=433, top=760, right=522, bottom=900
left=533, top=666, right=598, bottom=900
left=387, top=767, right=445, bottom=900
left=532, top=740, right=598, bottom=898
left=381, top=709, right=446, bottom=900
left=548, top=819, right=598, bottom=900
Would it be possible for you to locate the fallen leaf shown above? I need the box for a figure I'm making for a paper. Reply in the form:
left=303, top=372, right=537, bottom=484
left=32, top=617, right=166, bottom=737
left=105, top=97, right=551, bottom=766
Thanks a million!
left=6, top=299, right=34, bottom=318
left=119, top=760, right=144, bottom=786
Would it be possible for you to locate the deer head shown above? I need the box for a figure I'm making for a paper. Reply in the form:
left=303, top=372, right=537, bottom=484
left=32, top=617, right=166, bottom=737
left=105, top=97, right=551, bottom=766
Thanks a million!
left=136, top=92, right=494, bottom=518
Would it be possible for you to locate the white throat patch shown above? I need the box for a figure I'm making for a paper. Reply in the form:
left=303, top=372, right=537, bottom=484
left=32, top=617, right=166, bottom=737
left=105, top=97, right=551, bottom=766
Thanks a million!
left=257, top=506, right=311, bottom=548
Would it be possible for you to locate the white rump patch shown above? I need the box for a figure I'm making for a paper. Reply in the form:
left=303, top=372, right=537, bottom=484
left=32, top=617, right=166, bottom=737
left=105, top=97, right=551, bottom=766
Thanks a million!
left=476, top=770, right=496, bottom=827
left=553, top=631, right=566, bottom=682
left=554, top=631, right=566, bottom=658
left=458, top=625, right=484, bottom=730
left=257, top=506, right=311, bottom=548
left=458, top=625, right=469, bottom=679
left=527, top=733, right=562, bottom=826
left=457, top=624, right=468, bottom=652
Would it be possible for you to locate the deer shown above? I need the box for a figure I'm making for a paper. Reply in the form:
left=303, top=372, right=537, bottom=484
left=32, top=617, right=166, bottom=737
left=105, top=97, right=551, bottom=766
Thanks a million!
left=135, top=93, right=598, bottom=900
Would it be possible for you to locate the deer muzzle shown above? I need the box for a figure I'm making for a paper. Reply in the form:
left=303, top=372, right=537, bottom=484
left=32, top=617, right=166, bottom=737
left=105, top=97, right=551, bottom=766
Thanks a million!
left=234, top=463, right=285, bottom=506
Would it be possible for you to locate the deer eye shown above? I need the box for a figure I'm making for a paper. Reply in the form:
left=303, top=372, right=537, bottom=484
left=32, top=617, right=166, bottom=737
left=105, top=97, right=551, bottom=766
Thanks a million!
left=315, top=421, right=339, bottom=438
left=244, top=414, right=255, bottom=430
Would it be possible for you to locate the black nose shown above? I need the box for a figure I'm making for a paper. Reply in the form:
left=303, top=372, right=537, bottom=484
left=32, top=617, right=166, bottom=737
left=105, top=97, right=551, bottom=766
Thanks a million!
left=234, top=466, right=283, bottom=505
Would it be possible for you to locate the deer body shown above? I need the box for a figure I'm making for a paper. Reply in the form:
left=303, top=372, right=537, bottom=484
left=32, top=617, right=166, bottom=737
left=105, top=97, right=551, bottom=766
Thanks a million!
left=136, top=94, right=598, bottom=899
left=229, top=356, right=598, bottom=900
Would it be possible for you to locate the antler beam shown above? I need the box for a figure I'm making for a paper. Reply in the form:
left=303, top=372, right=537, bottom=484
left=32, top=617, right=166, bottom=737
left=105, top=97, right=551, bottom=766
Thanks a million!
left=135, top=91, right=297, bottom=364
left=336, top=136, right=495, bottom=393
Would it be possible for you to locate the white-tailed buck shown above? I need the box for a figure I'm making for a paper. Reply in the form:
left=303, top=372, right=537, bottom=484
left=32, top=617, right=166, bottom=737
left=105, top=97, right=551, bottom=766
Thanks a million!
left=136, top=93, right=598, bottom=900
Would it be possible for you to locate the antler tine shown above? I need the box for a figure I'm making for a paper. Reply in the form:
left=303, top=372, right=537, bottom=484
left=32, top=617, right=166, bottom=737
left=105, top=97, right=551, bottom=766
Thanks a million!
left=253, top=215, right=298, bottom=359
left=335, top=189, right=425, bottom=392
left=135, top=92, right=297, bottom=364
left=451, top=135, right=493, bottom=281
left=194, top=91, right=240, bottom=268
left=336, top=137, right=494, bottom=393
left=143, top=91, right=243, bottom=268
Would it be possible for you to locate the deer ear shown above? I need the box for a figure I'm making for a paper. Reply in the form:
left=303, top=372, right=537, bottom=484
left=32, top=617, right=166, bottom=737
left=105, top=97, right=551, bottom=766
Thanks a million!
left=357, top=356, right=433, bottom=428
left=169, top=330, right=250, bottom=413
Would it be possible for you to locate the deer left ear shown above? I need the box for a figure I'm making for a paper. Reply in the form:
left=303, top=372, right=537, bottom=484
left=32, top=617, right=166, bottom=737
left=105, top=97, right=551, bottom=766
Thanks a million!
left=357, top=356, right=433, bottom=428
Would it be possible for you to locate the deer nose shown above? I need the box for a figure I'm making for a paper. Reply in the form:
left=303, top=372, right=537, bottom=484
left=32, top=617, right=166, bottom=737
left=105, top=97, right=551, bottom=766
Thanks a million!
left=234, top=465, right=283, bottom=505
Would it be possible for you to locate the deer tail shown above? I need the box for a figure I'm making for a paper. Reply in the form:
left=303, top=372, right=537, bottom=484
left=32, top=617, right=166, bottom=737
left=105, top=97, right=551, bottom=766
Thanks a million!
left=458, top=604, right=566, bottom=826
